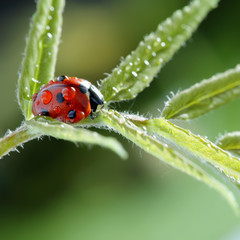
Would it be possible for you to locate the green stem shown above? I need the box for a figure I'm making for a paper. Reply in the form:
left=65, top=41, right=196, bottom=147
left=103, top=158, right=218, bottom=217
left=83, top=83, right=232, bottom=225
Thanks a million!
left=0, top=124, right=40, bottom=159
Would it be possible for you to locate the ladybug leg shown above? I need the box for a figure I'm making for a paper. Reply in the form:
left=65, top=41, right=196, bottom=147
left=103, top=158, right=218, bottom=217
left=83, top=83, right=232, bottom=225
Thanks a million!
left=90, top=111, right=95, bottom=120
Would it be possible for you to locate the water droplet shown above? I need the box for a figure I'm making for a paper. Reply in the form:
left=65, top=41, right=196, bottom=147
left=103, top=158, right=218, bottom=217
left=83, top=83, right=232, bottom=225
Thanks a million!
left=144, top=60, right=150, bottom=66
left=207, top=143, right=211, bottom=148
left=132, top=71, right=138, bottom=77
left=50, top=6, right=54, bottom=11
left=41, top=90, right=52, bottom=104
left=129, top=62, right=133, bottom=66
left=48, top=15, right=52, bottom=20
left=117, top=69, right=122, bottom=75
left=175, top=10, right=183, bottom=19
left=137, top=130, right=143, bottom=135
left=147, top=45, right=152, bottom=50
left=48, top=52, right=52, bottom=56
left=125, top=66, right=131, bottom=71
left=32, top=78, right=40, bottom=83
left=163, top=143, right=168, bottom=148
left=119, top=117, right=125, bottom=124
left=184, top=6, right=191, bottom=13
left=161, top=42, right=166, bottom=47
left=47, top=32, right=52, bottom=39
left=153, top=38, right=161, bottom=47
left=46, top=26, right=50, bottom=30
left=152, top=52, right=157, bottom=57
left=157, top=58, right=164, bottom=65
left=128, top=89, right=131, bottom=92
left=62, top=87, right=76, bottom=100
left=36, top=64, right=39, bottom=68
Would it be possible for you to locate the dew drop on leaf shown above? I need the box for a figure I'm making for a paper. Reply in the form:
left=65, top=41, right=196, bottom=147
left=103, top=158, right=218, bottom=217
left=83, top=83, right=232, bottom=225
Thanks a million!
left=132, top=71, right=138, bottom=77
left=144, top=60, right=150, bottom=66
left=161, top=42, right=166, bottom=47
left=47, top=32, right=53, bottom=39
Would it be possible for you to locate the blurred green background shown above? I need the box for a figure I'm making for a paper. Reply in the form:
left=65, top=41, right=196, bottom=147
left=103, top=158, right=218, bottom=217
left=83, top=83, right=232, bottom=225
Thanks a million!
left=0, top=0, right=240, bottom=239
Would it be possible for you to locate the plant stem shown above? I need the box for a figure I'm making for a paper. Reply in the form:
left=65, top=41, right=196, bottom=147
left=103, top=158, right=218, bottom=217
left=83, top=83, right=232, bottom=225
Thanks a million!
left=0, top=124, right=40, bottom=159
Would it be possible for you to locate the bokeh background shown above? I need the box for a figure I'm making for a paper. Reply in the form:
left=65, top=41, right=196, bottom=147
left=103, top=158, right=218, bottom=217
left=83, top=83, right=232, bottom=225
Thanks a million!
left=0, top=0, right=240, bottom=239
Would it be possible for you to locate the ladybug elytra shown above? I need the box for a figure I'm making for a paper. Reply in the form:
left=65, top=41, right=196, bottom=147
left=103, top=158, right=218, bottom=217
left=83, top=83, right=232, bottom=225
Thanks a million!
left=32, top=75, right=104, bottom=123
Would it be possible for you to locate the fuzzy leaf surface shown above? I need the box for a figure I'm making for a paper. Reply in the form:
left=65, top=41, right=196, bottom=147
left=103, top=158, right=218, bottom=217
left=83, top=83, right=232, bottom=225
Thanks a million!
left=27, top=117, right=128, bottom=159
left=162, top=64, right=240, bottom=120
left=18, top=0, right=65, bottom=120
left=100, top=0, right=219, bottom=103
left=137, top=118, right=240, bottom=183
left=100, top=109, right=238, bottom=211
left=0, top=125, right=40, bottom=160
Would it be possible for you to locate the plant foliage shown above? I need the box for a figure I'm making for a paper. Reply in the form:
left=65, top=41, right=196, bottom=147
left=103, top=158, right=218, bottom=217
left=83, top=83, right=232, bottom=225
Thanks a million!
left=1, top=0, right=240, bottom=213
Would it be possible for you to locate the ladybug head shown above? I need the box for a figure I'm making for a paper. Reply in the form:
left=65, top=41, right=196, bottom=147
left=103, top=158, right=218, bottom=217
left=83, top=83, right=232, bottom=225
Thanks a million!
left=80, top=80, right=104, bottom=113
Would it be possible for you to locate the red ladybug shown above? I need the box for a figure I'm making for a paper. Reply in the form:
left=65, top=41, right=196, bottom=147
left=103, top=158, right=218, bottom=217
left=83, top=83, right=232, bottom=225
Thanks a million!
left=32, top=75, right=104, bottom=123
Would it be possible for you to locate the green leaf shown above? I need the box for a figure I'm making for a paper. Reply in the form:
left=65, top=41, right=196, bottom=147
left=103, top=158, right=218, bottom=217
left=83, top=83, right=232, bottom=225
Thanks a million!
left=100, top=0, right=219, bottom=103
left=216, top=132, right=240, bottom=153
left=27, top=117, right=128, bottom=159
left=18, top=0, right=65, bottom=120
left=162, top=64, right=240, bottom=120
left=138, top=117, right=240, bottom=182
left=100, top=109, right=238, bottom=212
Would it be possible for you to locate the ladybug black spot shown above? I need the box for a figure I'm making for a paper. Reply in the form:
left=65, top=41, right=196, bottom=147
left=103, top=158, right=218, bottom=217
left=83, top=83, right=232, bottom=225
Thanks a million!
left=41, top=108, right=50, bottom=116
left=56, top=92, right=65, bottom=103
left=68, top=110, right=76, bottom=119
left=57, top=75, right=66, bottom=82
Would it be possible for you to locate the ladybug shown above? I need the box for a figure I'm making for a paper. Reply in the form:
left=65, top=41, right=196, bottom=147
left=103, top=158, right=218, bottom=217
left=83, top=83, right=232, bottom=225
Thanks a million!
left=32, top=75, right=104, bottom=123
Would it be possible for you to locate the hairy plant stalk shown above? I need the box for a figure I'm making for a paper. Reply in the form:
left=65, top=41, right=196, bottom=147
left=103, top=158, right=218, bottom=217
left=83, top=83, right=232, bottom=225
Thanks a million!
left=0, top=125, right=40, bottom=159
